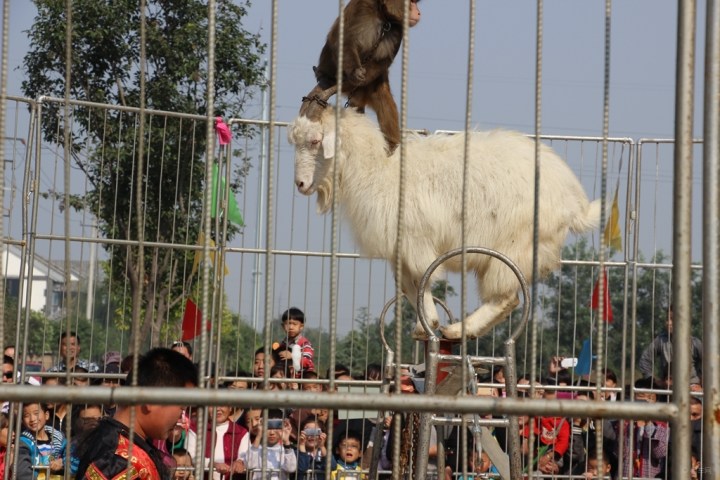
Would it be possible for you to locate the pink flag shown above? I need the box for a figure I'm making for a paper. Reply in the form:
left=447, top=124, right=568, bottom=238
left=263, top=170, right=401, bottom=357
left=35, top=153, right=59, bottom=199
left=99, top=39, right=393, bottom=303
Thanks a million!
left=214, top=117, right=232, bottom=145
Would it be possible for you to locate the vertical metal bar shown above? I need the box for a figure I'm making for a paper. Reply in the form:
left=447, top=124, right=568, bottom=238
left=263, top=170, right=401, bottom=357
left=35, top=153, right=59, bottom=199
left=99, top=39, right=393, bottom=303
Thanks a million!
left=670, top=1, right=696, bottom=479
left=392, top=1, right=408, bottom=475
left=414, top=336, right=438, bottom=480
left=702, top=0, right=720, bottom=475
left=0, top=0, right=9, bottom=349
left=529, top=2, right=544, bottom=475
left=594, top=1, right=612, bottom=474
left=260, top=0, right=280, bottom=477
left=504, top=340, right=522, bottom=479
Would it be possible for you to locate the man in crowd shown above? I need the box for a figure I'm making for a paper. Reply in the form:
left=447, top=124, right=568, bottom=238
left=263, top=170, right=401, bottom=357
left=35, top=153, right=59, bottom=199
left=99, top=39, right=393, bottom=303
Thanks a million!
left=75, top=348, right=198, bottom=480
left=48, top=331, right=99, bottom=373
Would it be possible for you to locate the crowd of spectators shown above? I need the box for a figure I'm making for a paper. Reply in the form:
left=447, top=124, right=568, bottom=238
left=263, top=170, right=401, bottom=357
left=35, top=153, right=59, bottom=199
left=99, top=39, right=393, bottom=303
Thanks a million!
left=0, top=305, right=705, bottom=480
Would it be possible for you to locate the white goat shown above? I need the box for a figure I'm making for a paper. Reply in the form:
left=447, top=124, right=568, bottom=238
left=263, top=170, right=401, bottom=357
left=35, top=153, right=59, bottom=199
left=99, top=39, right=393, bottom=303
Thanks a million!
left=288, top=107, right=600, bottom=339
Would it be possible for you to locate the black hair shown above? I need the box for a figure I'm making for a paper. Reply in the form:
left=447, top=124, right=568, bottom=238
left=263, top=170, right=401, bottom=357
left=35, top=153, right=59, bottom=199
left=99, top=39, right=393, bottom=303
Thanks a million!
left=266, top=408, right=285, bottom=420
left=300, top=416, right=324, bottom=431
left=634, top=376, right=656, bottom=390
left=254, top=346, right=280, bottom=365
left=70, top=403, right=104, bottom=437
left=334, top=429, right=363, bottom=452
left=281, top=307, right=305, bottom=324
left=587, top=446, right=611, bottom=466
left=172, top=448, right=193, bottom=462
left=223, top=369, right=252, bottom=388
left=3, top=355, right=13, bottom=366
left=328, top=364, right=351, bottom=379
left=302, top=370, right=320, bottom=380
left=226, top=368, right=252, bottom=378
left=364, top=363, right=382, bottom=381
left=133, top=348, right=198, bottom=388
left=22, top=401, right=47, bottom=412
left=604, top=368, right=618, bottom=384
left=60, top=330, right=80, bottom=343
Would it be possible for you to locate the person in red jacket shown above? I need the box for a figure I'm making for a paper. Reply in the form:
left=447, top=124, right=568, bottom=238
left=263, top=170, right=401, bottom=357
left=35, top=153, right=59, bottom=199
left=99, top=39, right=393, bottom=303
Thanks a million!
left=194, top=396, right=249, bottom=480
left=522, top=381, right=571, bottom=475
left=277, top=308, right=315, bottom=377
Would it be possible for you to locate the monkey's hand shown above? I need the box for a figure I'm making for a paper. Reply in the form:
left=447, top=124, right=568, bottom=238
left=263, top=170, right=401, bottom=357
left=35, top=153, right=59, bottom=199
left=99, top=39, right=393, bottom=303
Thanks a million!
left=350, top=66, right=366, bottom=84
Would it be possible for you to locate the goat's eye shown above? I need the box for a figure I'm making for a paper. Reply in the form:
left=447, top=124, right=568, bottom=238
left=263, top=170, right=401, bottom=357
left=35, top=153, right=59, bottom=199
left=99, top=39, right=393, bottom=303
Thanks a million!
left=310, top=139, right=320, bottom=146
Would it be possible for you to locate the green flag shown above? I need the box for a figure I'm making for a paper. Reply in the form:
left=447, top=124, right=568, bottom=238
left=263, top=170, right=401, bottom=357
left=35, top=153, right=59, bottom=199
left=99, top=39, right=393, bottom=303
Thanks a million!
left=211, top=163, right=244, bottom=226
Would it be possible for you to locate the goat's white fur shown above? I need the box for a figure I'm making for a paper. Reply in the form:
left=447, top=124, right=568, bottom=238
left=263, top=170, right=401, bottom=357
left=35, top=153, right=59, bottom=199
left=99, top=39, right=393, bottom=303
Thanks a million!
left=288, top=108, right=600, bottom=339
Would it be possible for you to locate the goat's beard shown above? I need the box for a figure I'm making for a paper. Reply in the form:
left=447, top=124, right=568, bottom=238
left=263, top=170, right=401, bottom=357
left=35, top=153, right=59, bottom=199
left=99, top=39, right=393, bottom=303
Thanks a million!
left=315, top=178, right=333, bottom=214
left=315, top=170, right=340, bottom=214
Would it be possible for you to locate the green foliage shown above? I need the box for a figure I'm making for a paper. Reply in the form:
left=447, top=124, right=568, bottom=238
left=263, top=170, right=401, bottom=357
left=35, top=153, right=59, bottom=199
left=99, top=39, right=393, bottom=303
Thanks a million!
left=534, top=239, right=702, bottom=381
left=333, top=281, right=457, bottom=375
left=334, top=308, right=388, bottom=376
left=22, top=0, right=266, bottom=347
left=4, top=293, right=124, bottom=364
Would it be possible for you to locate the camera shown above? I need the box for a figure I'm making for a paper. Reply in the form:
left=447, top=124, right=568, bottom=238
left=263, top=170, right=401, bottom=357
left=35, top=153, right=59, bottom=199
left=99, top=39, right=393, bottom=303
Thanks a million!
left=266, top=419, right=284, bottom=430
left=560, top=357, right=578, bottom=368
left=304, top=428, right=322, bottom=436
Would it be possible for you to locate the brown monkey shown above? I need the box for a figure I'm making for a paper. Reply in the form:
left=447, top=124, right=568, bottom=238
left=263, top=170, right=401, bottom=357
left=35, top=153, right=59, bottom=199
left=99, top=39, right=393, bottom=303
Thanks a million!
left=300, top=0, right=421, bottom=154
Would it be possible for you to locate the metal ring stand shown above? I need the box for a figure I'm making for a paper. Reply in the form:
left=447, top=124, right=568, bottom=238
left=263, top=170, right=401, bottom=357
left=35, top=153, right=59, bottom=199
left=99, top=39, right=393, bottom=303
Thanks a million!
left=370, top=247, right=530, bottom=480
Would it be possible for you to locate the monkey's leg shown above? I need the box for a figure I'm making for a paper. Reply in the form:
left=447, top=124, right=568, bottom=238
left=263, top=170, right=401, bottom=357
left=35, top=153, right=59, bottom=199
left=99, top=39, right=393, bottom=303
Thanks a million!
left=366, top=80, right=400, bottom=155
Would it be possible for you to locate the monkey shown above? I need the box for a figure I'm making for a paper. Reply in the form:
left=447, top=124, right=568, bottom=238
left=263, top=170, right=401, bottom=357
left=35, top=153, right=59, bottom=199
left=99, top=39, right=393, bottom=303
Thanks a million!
left=300, top=0, right=421, bottom=155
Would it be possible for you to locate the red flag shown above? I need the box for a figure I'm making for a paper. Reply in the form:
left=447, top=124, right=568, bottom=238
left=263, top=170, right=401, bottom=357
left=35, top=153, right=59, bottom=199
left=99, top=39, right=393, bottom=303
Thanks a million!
left=181, top=298, right=209, bottom=341
left=590, top=268, right=613, bottom=323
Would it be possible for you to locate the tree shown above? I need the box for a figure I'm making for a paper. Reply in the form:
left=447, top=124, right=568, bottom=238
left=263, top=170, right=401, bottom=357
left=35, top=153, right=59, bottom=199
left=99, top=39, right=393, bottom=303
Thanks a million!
left=538, top=239, right=703, bottom=381
left=22, top=0, right=266, bottom=349
left=335, top=280, right=458, bottom=375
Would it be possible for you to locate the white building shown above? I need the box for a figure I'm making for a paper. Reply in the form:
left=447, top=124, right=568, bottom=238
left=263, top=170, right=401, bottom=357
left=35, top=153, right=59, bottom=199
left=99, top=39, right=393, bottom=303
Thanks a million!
left=2, top=244, right=80, bottom=318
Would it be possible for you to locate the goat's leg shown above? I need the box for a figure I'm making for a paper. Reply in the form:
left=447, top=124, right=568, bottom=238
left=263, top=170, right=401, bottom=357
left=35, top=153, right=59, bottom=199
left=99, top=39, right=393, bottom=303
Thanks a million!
left=399, top=272, right=440, bottom=339
left=440, top=294, right=519, bottom=340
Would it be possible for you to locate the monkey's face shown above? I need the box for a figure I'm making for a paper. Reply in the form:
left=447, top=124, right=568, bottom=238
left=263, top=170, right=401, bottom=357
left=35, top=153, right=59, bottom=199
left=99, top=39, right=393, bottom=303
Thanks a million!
left=409, top=1, right=421, bottom=27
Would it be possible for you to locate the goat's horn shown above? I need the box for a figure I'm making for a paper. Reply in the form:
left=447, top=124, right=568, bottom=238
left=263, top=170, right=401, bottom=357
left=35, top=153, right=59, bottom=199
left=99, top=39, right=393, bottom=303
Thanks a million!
left=299, top=84, right=339, bottom=119
left=316, top=84, right=338, bottom=102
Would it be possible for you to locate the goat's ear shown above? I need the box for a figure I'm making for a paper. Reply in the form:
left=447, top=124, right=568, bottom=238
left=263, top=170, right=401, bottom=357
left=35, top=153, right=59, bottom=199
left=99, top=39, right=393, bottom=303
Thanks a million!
left=321, top=127, right=337, bottom=160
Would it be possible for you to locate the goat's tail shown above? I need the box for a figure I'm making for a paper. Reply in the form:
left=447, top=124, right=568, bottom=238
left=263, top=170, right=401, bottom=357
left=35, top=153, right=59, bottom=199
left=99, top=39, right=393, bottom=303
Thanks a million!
left=570, top=199, right=602, bottom=234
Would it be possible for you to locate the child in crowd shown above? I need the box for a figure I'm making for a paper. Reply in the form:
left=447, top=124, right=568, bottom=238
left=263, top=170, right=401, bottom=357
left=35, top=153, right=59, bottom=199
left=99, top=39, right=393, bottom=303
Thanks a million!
left=457, top=448, right=498, bottom=479
left=242, top=408, right=263, bottom=443
left=583, top=448, right=612, bottom=479
left=17, top=402, right=69, bottom=480
left=173, top=448, right=195, bottom=480
left=296, top=417, right=328, bottom=480
left=241, top=409, right=296, bottom=480
left=70, top=404, right=104, bottom=439
left=277, top=308, right=315, bottom=376
left=331, top=430, right=364, bottom=480
left=0, top=412, right=9, bottom=480
left=252, top=347, right=280, bottom=381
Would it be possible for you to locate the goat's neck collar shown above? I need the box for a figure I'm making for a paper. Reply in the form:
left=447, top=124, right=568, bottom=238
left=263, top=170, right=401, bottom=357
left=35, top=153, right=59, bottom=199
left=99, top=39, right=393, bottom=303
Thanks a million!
left=301, top=95, right=329, bottom=110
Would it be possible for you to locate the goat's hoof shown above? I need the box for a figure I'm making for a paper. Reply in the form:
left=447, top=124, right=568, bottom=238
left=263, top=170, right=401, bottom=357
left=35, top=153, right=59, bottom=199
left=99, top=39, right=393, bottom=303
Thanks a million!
left=440, top=323, right=475, bottom=340
left=412, top=326, right=430, bottom=340
left=412, top=331, right=429, bottom=341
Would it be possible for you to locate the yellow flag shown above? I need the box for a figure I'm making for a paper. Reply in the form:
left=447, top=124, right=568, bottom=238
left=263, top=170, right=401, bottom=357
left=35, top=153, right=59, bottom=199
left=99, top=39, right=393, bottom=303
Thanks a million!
left=603, top=187, right=622, bottom=251
left=191, top=232, right=230, bottom=277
